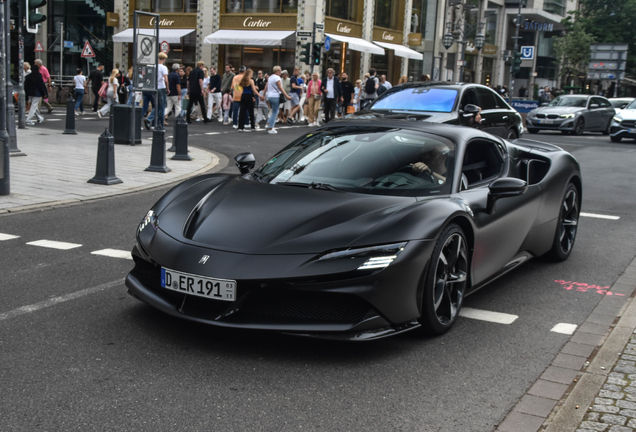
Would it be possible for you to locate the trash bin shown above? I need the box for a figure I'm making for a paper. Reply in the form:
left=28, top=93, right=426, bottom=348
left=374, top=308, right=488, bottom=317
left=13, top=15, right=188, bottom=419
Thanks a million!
left=112, top=104, right=142, bottom=145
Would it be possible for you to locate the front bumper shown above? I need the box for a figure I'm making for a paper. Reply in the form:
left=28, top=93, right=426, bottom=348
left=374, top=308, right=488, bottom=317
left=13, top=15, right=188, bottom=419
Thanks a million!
left=526, top=117, right=576, bottom=131
left=610, top=122, right=636, bottom=139
left=126, top=232, right=435, bottom=340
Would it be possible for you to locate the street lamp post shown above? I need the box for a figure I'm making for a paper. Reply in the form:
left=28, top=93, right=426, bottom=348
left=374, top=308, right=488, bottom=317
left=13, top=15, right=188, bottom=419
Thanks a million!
left=443, top=16, right=485, bottom=82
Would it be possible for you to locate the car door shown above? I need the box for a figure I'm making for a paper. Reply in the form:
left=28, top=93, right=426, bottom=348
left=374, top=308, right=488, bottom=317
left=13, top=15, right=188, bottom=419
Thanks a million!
left=586, top=97, right=605, bottom=129
left=597, top=97, right=615, bottom=130
left=458, top=139, right=542, bottom=285
left=458, top=88, right=483, bottom=130
left=475, top=86, right=507, bottom=138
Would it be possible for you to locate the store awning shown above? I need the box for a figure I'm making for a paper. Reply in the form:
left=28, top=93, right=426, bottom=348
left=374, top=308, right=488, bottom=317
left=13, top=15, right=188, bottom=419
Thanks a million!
left=373, top=41, right=423, bottom=60
left=325, top=33, right=385, bottom=55
left=203, top=30, right=295, bottom=46
left=112, top=28, right=194, bottom=44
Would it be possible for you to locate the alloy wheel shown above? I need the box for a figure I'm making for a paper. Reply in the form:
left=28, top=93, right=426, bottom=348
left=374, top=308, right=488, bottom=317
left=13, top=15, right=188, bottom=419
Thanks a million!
left=432, top=233, right=468, bottom=325
left=558, top=188, right=579, bottom=254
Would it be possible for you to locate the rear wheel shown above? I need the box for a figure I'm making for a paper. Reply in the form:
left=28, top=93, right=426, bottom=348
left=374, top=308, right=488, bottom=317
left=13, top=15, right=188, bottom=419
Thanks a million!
left=572, top=118, right=585, bottom=136
left=419, top=224, right=468, bottom=335
left=506, top=129, right=518, bottom=140
left=544, top=183, right=580, bottom=262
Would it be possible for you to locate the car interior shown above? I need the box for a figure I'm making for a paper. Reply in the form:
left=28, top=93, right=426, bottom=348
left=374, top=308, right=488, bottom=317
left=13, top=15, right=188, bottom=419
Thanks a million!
left=461, top=140, right=504, bottom=189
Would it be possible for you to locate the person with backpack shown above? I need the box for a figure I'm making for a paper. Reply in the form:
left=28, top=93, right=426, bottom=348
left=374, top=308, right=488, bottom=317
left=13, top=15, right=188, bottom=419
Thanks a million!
left=362, top=68, right=380, bottom=108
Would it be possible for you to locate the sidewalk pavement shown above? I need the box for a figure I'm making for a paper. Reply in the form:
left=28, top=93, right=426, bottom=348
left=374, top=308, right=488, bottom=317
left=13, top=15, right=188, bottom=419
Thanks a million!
left=0, top=126, right=223, bottom=214
left=497, top=257, right=636, bottom=432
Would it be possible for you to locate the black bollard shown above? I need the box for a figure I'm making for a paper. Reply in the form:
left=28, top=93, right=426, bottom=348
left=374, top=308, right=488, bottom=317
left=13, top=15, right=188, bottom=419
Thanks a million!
left=63, top=94, right=77, bottom=135
left=7, top=103, right=25, bottom=156
left=109, top=105, right=115, bottom=134
left=145, top=127, right=171, bottom=173
left=88, top=129, right=123, bottom=185
left=171, top=115, right=191, bottom=161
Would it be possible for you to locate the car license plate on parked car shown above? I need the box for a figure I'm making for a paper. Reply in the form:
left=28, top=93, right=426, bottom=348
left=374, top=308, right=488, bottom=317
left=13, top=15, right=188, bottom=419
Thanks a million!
left=161, top=268, right=236, bottom=301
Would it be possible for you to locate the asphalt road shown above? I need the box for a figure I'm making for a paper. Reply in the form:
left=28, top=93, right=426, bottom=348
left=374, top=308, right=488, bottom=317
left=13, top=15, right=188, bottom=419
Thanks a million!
left=2, top=114, right=635, bottom=431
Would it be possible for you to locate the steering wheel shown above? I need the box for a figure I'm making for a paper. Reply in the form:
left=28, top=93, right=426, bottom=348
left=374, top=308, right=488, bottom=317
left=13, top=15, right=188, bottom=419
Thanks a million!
left=396, top=165, right=436, bottom=183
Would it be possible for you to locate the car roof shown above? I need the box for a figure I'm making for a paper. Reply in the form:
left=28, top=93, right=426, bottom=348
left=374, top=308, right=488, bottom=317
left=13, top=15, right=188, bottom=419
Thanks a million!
left=388, top=81, right=492, bottom=91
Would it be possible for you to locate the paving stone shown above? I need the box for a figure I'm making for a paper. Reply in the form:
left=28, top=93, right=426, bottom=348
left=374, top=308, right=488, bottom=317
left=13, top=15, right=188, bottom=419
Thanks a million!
left=617, top=400, right=636, bottom=410
left=623, top=387, right=636, bottom=395
left=623, top=355, right=636, bottom=362
left=615, top=365, right=636, bottom=375
left=541, top=365, right=579, bottom=385
left=563, top=342, right=597, bottom=357
left=576, top=428, right=598, bottom=432
left=607, top=426, right=633, bottom=432
left=606, top=384, right=625, bottom=392
left=618, top=408, right=636, bottom=418
left=497, top=411, right=545, bottom=432
left=601, top=414, right=627, bottom=425
left=514, top=394, right=557, bottom=417
left=579, top=322, right=612, bottom=335
left=589, top=412, right=602, bottom=421
left=579, top=421, right=609, bottom=431
left=609, top=377, right=630, bottom=386
left=598, top=397, right=618, bottom=405
left=599, top=390, right=626, bottom=400
left=611, top=372, right=627, bottom=380
left=587, top=313, right=619, bottom=326
left=572, top=331, right=605, bottom=346
left=627, top=418, right=636, bottom=428
left=528, top=379, right=569, bottom=400
left=593, top=404, right=621, bottom=414
left=553, top=353, right=588, bottom=370
left=625, top=394, right=636, bottom=402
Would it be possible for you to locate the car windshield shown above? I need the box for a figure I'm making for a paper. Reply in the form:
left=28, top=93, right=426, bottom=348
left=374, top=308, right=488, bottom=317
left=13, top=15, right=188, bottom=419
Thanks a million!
left=624, top=99, right=636, bottom=110
left=253, top=127, right=455, bottom=197
left=610, top=99, right=632, bottom=108
left=371, top=88, right=458, bottom=113
left=548, top=96, right=588, bottom=107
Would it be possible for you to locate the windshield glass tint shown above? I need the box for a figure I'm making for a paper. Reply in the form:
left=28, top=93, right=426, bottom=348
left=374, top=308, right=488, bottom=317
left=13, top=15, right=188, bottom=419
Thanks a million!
left=548, top=96, right=587, bottom=108
left=625, top=100, right=636, bottom=110
left=254, top=128, right=455, bottom=197
left=371, top=88, right=458, bottom=113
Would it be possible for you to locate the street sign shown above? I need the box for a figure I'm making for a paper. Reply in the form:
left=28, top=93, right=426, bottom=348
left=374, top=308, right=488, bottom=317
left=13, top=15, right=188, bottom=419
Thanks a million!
left=324, top=36, right=331, bottom=52
left=34, top=41, right=44, bottom=52
left=63, top=41, right=74, bottom=48
left=137, top=35, right=157, bottom=65
left=81, top=41, right=95, bottom=58
left=314, top=23, right=324, bottom=29
left=297, top=31, right=312, bottom=38
left=520, top=46, right=534, bottom=60
left=160, top=40, right=170, bottom=54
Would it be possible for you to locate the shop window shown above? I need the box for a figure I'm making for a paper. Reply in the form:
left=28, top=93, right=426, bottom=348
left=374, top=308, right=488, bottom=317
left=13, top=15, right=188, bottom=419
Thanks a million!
left=374, top=0, right=399, bottom=30
left=327, top=0, right=358, bottom=22
left=484, top=12, right=497, bottom=45
left=225, top=0, right=296, bottom=14
left=543, top=0, right=565, bottom=16
left=136, top=0, right=152, bottom=11
left=157, top=0, right=183, bottom=13
left=410, top=0, right=427, bottom=35
left=136, top=0, right=197, bottom=12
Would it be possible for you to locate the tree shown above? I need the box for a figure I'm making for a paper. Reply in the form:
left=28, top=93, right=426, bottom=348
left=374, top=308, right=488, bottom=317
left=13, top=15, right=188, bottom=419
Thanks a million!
left=552, top=21, right=595, bottom=86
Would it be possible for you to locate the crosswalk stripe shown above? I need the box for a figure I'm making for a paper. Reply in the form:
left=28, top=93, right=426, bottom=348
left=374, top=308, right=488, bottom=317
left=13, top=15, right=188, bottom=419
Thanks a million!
left=91, top=249, right=133, bottom=259
left=0, top=233, right=20, bottom=241
left=459, top=307, right=518, bottom=324
left=26, top=240, right=82, bottom=250
left=550, top=323, right=578, bottom=335
left=580, top=212, right=620, bottom=220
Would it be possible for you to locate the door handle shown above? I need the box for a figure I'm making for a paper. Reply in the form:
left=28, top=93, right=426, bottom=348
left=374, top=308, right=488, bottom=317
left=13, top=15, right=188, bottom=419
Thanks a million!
left=502, top=116, right=508, bottom=119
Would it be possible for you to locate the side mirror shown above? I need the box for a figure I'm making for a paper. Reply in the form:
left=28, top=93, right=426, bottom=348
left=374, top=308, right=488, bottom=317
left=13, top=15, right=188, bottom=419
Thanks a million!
left=589, top=103, right=599, bottom=109
left=487, top=177, right=527, bottom=215
left=463, top=104, right=480, bottom=114
left=234, top=152, right=256, bottom=174
left=361, top=100, right=373, bottom=110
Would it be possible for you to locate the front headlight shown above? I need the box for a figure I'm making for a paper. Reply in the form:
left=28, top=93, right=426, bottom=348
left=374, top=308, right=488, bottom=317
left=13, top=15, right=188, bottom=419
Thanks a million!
left=559, top=113, right=576, bottom=119
left=613, top=116, right=623, bottom=123
left=319, top=242, right=407, bottom=270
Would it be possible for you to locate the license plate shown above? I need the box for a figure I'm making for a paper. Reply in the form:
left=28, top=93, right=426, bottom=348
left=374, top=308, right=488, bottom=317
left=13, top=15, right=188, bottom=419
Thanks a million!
left=538, top=119, right=553, bottom=124
left=161, top=268, right=236, bottom=301
left=629, top=128, right=636, bottom=134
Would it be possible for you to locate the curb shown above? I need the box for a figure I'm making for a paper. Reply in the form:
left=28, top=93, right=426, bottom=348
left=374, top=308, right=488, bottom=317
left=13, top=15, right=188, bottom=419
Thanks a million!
left=0, top=145, right=229, bottom=216
left=495, top=257, right=636, bottom=432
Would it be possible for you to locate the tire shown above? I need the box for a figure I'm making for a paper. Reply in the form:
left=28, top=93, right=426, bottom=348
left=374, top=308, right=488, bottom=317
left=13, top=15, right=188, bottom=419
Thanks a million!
left=610, top=135, right=622, bottom=143
left=527, top=128, right=539, bottom=134
left=572, top=118, right=585, bottom=136
left=506, top=129, right=518, bottom=140
left=561, top=130, right=571, bottom=135
left=544, top=183, right=580, bottom=262
left=419, top=223, right=468, bottom=335
left=602, top=119, right=611, bottom=135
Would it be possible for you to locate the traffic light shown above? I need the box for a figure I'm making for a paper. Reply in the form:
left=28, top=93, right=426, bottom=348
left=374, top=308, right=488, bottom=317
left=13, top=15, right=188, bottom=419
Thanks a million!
left=512, top=51, right=522, bottom=75
left=312, top=42, right=323, bottom=66
left=26, top=0, right=47, bottom=34
left=299, top=43, right=311, bottom=64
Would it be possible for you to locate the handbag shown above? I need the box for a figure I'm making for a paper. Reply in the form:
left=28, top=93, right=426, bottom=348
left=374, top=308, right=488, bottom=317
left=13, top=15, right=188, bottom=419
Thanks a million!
left=279, top=93, right=286, bottom=104
left=98, top=82, right=108, bottom=98
left=346, top=105, right=355, bottom=114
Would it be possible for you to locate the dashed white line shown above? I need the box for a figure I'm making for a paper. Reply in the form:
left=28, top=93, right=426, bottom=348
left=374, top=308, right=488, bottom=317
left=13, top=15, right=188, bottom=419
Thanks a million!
left=205, top=132, right=221, bottom=135
left=91, top=249, right=133, bottom=259
left=580, top=212, right=620, bottom=220
left=26, top=240, right=82, bottom=250
left=459, top=307, right=518, bottom=324
left=551, top=323, right=578, bottom=335
left=0, top=233, right=20, bottom=241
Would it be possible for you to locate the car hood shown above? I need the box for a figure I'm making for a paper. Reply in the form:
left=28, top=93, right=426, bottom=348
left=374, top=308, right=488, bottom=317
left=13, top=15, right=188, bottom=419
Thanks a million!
left=616, top=108, right=636, bottom=120
left=157, top=177, right=417, bottom=255
left=350, top=109, right=454, bottom=123
left=535, top=106, right=585, bottom=115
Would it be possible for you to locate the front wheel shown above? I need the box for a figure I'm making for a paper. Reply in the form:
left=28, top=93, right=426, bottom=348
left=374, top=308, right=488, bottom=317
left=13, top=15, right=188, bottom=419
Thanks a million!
left=572, top=118, right=585, bottom=136
left=506, top=129, right=518, bottom=140
left=419, top=224, right=468, bottom=335
left=544, top=183, right=580, bottom=262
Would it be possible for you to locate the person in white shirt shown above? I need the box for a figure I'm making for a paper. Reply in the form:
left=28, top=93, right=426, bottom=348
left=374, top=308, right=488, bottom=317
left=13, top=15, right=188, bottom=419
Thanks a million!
left=146, top=52, right=170, bottom=129
left=265, top=65, right=291, bottom=134
left=73, top=68, right=87, bottom=115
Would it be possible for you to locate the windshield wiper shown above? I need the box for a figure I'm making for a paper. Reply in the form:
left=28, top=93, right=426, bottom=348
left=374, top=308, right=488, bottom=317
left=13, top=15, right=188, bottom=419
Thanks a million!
left=279, top=182, right=345, bottom=192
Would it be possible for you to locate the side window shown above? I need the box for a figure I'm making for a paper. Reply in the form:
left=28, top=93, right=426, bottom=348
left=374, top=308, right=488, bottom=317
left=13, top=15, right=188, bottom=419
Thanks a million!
left=590, top=97, right=602, bottom=108
left=461, top=140, right=504, bottom=187
left=475, top=87, right=497, bottom=111
left=599, top=98, right=611, bottom=108
left=492, top=91, right=509, bottom=109
left=460, top=89, right=479, bottom=110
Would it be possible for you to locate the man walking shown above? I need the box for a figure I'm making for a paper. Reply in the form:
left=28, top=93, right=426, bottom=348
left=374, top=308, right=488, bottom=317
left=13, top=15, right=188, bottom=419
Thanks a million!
left=320, top=68, right=341, bottom=123
left=207, top=67, right=222, bottom=121
left=87, top=63, right=105, bottom=112
left=34, top=59, right=53, bottom=113
left=146, top=52, right=169, bottom=129
left=288, top=67, right=304, bottom=123
left=186, top=61, right=211, bottom=124
left=165, top=63, right=181, bottom=122
left=231, top=66, right=246, bottom=128
left=340, top=72, right=355, bottom=116
left=221, top=64, right=235, bottom=93
left=362, top=68, right=379, bottom=106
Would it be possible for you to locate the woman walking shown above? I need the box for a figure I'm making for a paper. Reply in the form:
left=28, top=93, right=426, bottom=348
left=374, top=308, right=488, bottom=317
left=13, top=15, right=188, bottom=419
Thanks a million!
left=238, top=69, right=264, bottom=132
left=73, top=68, right=87, bottom=115
left=353, top=79, right=362, bottom=112
left=265, top=66, right=291, bottom=134
left=306, top=72, right=322, bottom=126
left=97, top=69, right=119, bottom=118
left=24, top=64, right=47, bottom=125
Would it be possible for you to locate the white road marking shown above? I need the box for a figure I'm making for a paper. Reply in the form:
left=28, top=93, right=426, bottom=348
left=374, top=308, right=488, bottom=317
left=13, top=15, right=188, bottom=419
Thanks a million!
left=82, top=118, right=96, bottom=120
left=0, top=279, right=124, bottom=321
left=0, top=233, right=20, bottom=241
left=580, top=212, right=620, bottom=220
left=91, top=249, right=133, bottom=260
left=459, top=307, right=518, bottom=324
left=45, top=119, right=61, bottom=121
left=551, top=323, right=578, bottom=335
left=205, top=132, right=221, bottom=135
left=26, top=239, right=82, bottom=250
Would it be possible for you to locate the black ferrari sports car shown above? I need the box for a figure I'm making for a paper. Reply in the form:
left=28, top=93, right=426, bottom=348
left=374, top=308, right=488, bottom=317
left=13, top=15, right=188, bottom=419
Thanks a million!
left=126, top=120, right=582, bottom=340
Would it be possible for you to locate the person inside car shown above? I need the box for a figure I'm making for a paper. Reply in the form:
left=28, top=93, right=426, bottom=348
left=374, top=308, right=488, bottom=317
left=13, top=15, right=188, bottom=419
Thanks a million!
left=409, top=144, right=450, bottom=184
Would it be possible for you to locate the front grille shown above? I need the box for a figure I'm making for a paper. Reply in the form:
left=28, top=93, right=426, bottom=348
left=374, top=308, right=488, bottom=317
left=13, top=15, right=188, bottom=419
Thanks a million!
left=547, top=114, right=559, bottom=119
left=622, top=120, right=635, bottom=128
left=239, top=290, right=378, bottom=324
left=536, top=113, right=546, bottom=119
